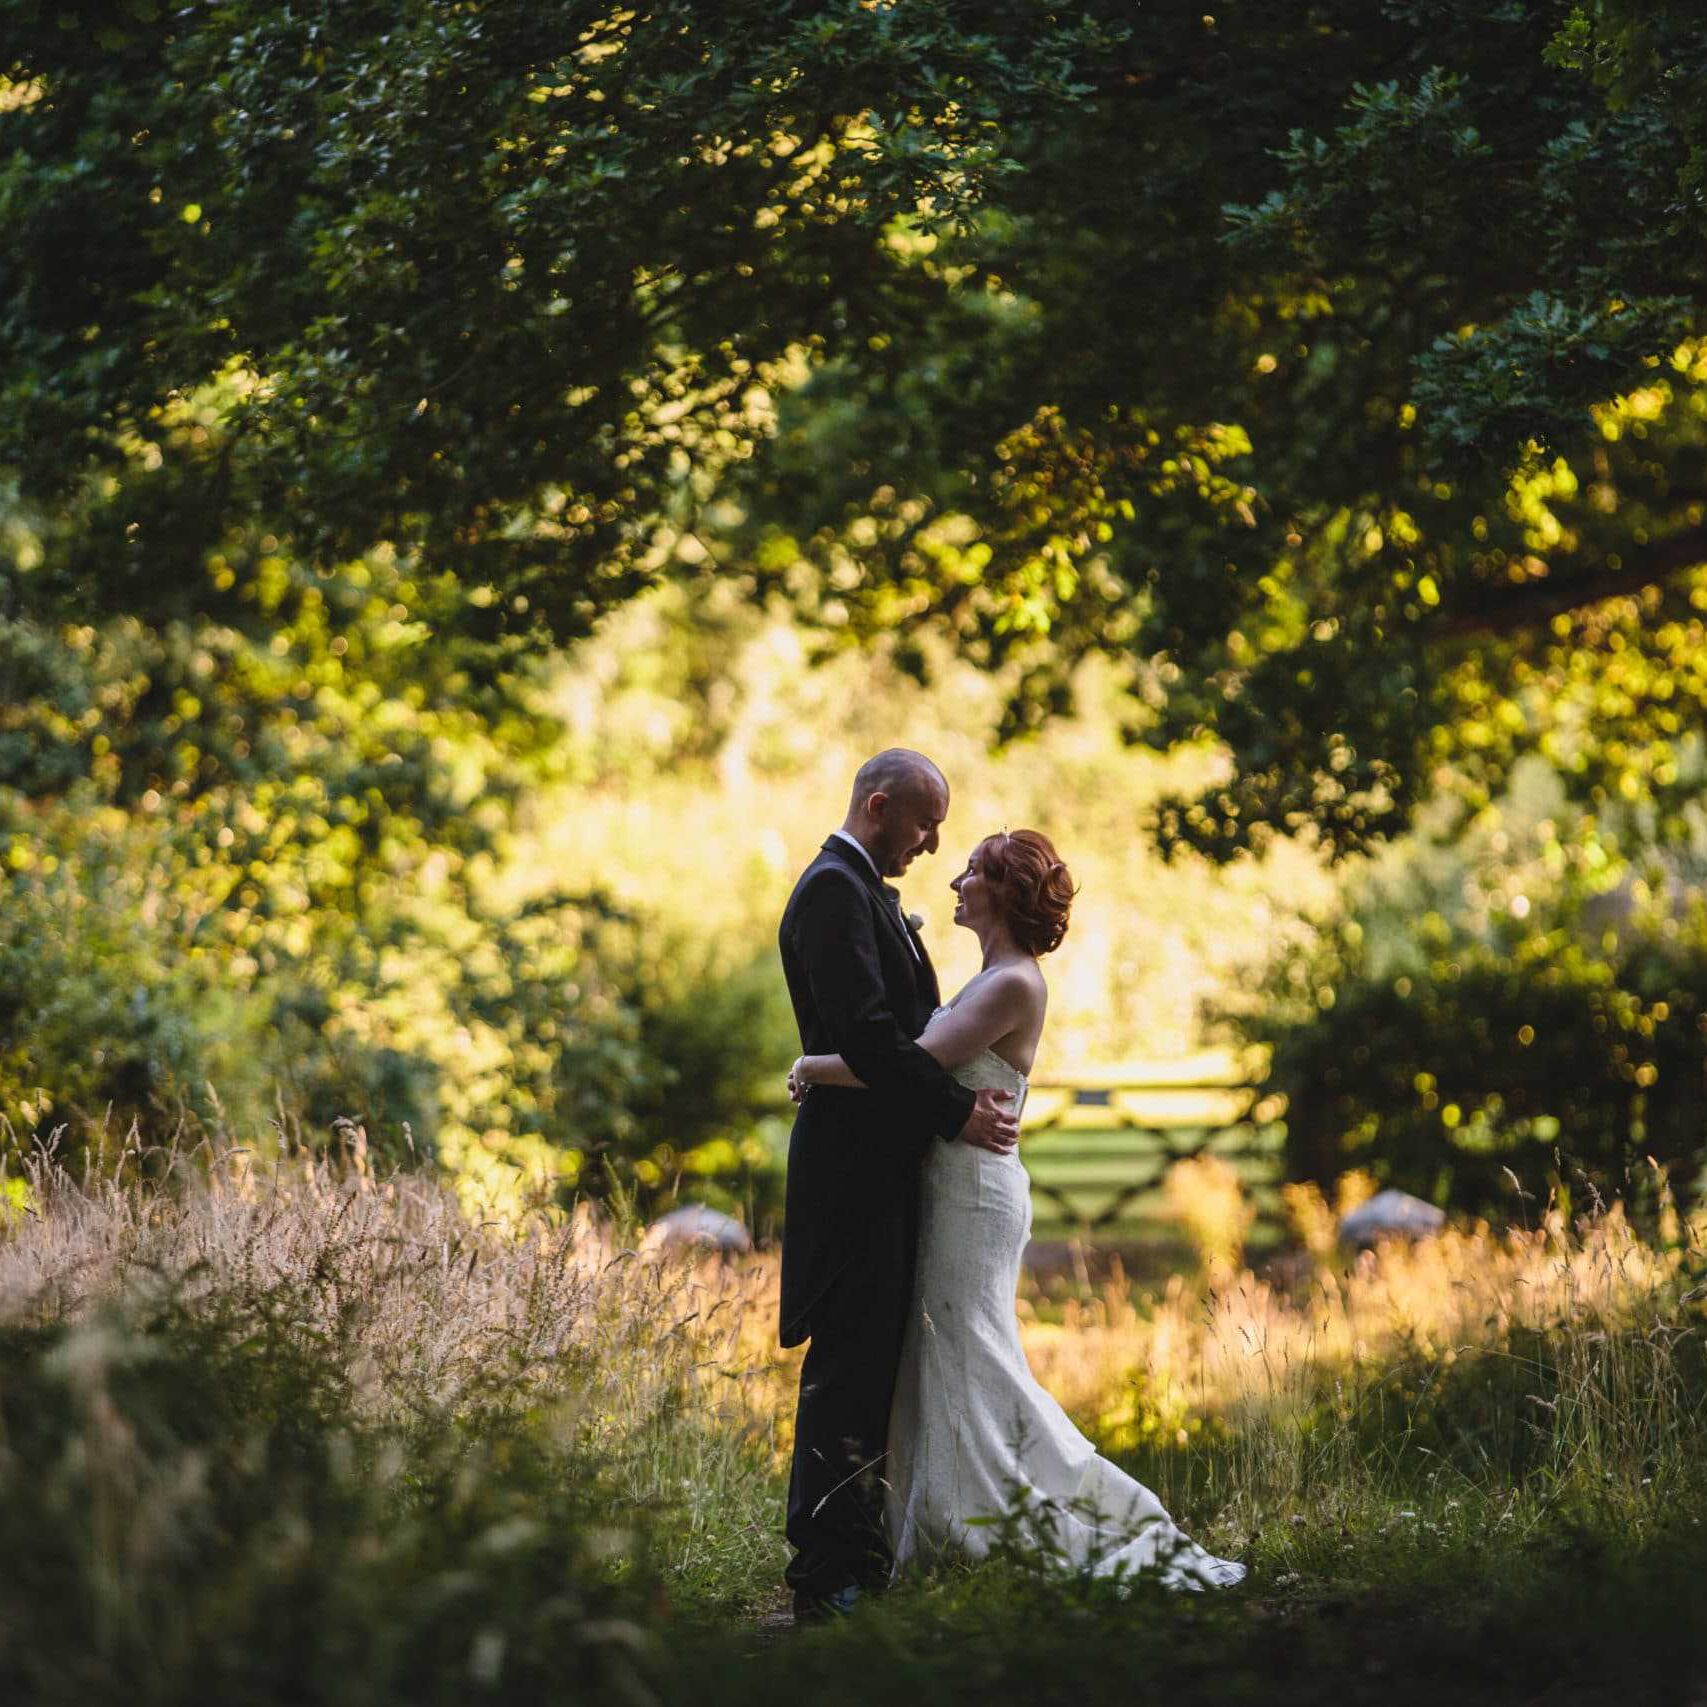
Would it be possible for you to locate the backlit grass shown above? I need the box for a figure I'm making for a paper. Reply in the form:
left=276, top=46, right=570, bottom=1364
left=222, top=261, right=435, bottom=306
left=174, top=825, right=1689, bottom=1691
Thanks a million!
left=1, top=1129, right=1703, bottom=1702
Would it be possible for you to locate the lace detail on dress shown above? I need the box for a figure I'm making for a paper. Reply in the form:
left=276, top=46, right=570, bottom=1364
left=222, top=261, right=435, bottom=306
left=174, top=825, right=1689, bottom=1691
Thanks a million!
left=884, top=1007, right=1245, bottom=1592
left=926, top=1003, right=1030, bottom=1112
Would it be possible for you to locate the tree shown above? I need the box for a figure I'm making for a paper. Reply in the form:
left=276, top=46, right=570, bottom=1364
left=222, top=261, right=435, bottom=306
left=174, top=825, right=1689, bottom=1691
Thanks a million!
left=0, top=1, right=1102, bottom=1197
left=1, top=0, right=1108, bottom=646
left=732, top=1, right=1707, bottom=860
left=11, top=1, right=1707, bottom=1204
left=12, top=4, right=1707, bottom=861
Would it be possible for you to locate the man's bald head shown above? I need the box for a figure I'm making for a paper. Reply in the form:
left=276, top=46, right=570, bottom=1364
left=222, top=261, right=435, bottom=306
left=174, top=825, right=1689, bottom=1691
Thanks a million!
left=848, top=749, right=946, bottom=817
left=842, top=749, right=950, bottom=879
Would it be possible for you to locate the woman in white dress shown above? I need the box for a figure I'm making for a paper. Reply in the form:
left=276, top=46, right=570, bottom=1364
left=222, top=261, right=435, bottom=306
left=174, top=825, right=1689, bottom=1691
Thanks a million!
left=788, top=829, right=1246, bottom=1592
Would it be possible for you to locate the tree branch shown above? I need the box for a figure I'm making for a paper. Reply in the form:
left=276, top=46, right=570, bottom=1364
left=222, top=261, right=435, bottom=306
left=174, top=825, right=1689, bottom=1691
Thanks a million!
left=1440, top=532, right=1707, bottom=635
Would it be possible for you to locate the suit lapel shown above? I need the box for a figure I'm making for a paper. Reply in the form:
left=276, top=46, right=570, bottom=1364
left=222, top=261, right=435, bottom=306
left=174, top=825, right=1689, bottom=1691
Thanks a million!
left=820, top=834, right=884, bottom=895
left=820, top=837, right=933, bottom=980
left=911, top=923, right=943, bottom=1008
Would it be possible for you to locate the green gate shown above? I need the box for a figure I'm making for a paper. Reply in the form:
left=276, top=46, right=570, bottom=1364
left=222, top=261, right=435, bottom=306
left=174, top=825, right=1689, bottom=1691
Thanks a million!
left=1019, top=1049, right=1285, bottom=1246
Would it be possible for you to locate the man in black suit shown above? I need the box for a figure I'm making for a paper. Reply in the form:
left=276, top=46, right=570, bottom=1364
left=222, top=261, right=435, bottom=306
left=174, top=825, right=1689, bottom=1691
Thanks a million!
left=777, top=748, right=1019, bottom=1620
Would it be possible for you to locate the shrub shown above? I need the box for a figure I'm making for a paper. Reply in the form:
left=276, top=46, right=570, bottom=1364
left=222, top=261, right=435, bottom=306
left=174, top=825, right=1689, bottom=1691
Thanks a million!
left=0, top=1292, right=664, bottom=1707
left=1243, top=912, right=1707, bottom=1217
left=0, top=803, right=793, bottom=1221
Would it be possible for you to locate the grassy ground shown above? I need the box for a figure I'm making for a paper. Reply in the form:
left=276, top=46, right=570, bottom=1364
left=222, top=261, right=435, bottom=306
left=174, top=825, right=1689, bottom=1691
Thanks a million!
left=674, top=1525, right=1707, bottom=1706
left=0, top=1138, right=1702, bottom=1704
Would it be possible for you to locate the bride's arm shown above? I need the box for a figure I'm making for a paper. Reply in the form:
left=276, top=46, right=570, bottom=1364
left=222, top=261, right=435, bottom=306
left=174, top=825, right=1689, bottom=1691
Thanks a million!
left=791, top=1051, right=865, bottom=1091
left=791, top=970, right=1039, bottom=1095
left=911, top=968, right=1039, bottom=1068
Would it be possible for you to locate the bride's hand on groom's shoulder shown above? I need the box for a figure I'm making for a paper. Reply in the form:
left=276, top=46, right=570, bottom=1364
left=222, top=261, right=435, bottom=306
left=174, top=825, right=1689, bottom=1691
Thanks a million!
left=956, top=1087, right=1019, bottom=1155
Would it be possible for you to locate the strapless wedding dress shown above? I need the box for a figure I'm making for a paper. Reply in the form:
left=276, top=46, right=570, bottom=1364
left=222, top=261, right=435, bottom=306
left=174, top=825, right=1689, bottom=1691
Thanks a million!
left=885, top=1012, right=1246, bottom=1590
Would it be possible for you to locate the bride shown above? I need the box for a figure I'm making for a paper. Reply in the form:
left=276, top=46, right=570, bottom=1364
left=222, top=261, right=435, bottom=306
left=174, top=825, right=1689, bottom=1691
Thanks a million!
left=788, top=829, right=1246, bottom=1591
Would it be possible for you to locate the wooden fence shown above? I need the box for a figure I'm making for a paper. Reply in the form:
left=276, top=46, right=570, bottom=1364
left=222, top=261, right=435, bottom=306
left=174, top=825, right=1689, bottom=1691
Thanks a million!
left=1018, top=1049, right=1285, bottom=1242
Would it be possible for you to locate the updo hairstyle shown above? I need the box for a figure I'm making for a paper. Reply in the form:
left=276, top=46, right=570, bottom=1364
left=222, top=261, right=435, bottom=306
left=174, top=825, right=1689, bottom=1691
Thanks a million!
left=978, top=830, right=1077, bottom=957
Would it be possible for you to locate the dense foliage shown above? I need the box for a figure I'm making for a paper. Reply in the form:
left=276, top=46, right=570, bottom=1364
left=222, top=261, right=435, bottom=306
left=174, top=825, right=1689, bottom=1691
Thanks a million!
left=0, top=584, right=790, bottom=1217
left=0, top=0, right=1101, bottom=1198
left=1243, top=874, right=1707, bottom=1213
left=739, top=1, right=1707, bottom=863
left=8, top=3, right=1707, bottom=1202
left=1, top=0, right=1107, bottom=640
left=11, top=3, right=1707, bottom=858
left=0, top=526, right=788, bottom=1211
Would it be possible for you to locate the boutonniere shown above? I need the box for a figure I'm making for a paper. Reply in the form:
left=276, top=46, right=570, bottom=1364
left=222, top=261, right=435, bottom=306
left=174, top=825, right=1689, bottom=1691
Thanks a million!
left=906, top=911, right=925, bottom=933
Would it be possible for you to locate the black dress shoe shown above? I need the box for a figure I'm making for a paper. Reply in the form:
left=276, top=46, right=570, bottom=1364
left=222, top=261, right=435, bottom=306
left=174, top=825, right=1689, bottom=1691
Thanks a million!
left=792, top=1583, right=862, bottom=1624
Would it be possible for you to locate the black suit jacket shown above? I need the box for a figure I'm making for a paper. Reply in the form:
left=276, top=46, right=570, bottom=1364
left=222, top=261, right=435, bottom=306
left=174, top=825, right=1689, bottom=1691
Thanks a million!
left=776, top=837, right=977, bottom=1347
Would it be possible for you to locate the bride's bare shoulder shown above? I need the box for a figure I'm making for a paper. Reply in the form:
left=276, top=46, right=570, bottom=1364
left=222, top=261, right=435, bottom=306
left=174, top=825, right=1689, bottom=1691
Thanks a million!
left=984, top=960, right=1047, bottom=1016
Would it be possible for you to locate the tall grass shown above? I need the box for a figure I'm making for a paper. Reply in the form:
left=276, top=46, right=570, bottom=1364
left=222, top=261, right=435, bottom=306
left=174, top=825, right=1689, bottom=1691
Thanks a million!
left=0, top=1129, right=788, bottom=1704
left=1019, top=1172, right=1707, bottom=1569
left=1, top=1128, right=1704, bottom=1701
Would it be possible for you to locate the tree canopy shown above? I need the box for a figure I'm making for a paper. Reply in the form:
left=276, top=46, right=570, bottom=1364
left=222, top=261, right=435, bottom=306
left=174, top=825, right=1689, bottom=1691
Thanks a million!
left=8, top=3, right=1707, bottom=862
left=8, top=0, right=1707, bottom=1206
left=740, top=0, right=1707, bottom=859
left=2, top=0, right=1105, bottom=644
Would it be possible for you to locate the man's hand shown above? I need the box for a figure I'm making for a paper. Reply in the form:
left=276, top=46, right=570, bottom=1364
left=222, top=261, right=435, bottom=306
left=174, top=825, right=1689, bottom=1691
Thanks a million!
left=955, top=1087, right=1019, bottom=1154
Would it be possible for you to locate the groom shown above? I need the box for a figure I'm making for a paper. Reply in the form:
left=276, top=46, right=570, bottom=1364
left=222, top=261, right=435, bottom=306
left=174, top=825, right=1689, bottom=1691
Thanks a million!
left=777, top=748, right=1019, bottom=1620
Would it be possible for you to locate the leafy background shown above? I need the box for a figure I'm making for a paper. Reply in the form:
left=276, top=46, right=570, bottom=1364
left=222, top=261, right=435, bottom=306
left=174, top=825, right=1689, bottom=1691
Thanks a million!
left=6, top=0, right=1707, bottom=1225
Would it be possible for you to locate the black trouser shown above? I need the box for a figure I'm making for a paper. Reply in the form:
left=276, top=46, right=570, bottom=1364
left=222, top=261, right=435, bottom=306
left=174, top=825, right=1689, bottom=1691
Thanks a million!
left=784, top=1265, right=912, bottom=1601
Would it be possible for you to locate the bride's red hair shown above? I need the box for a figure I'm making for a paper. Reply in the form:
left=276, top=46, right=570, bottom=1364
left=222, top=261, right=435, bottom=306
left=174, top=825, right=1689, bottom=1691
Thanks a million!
left=977, top=830, right=1077, bottom=957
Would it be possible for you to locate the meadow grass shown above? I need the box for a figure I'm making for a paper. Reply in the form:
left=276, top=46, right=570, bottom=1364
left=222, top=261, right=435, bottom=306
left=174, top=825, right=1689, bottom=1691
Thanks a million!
left=1, top=1130, right=1703, bottom=1702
